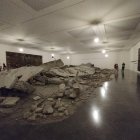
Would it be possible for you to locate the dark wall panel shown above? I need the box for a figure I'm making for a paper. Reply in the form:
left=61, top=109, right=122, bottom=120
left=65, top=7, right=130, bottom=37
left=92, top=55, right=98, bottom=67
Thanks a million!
left=6, top=51, right=42, bottom=69
left=138, top=48, right=140, bottom=71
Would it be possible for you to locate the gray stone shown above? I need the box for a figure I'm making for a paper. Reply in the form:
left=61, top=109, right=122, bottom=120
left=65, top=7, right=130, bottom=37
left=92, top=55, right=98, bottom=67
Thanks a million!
left=68, top=79, right=75, bottom=87
left=23, top=111, right=32, bottom=119
left=43, top=104, right=54, bottom=114
left=59, top=83, right=65, bottom=92
left=0, top=97, right=20, bottom=107
left=48, top=78, right=63, bottom=84
left=58, top=107, right=66, bottom=112
left=13, top=81, right=35, bottom=94
left=58, top=112, right=64, bottom=116
left=64, top=89, right=71, bottom=96
left=49, top=68, right=69, bottom=77
left=69, top=92, right=77, bottom=99
left=56, top=92, right=64, bottom=98
left=35, top=107, right=43, bottom=113
left=64, top=110, right=69, bottom=116
left=54, top=99, right=62, bottom=109
left=28, top=114, right=36, bottom=121
left=30, top=104, right=37, bottom=112
left=0, top=66, right=43, bottom=89
left=47, top=98, right=54, bottom=102
left=41, top=59, right=64, bottom=71
left=33, top=96, right=41, bottom=101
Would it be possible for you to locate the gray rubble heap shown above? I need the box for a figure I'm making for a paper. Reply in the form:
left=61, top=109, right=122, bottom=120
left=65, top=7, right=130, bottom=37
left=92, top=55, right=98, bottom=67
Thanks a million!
left=0, top=59, right=113, bottom=122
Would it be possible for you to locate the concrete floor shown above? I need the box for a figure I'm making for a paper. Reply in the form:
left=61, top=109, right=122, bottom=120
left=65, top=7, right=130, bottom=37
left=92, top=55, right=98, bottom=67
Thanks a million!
left=0, top=70, right=140, bottom=140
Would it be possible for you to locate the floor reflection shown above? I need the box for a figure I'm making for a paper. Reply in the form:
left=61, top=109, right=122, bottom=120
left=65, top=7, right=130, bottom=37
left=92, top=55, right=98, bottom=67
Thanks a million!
left=91, top=82, right=109, bottom=126
left=121, top=70, right=125, bottom=79
left=91, top=107, right=101, bottom=125
left=114, top=71, right=119, bottom=81
left=137, top=74, right=140, bottom=98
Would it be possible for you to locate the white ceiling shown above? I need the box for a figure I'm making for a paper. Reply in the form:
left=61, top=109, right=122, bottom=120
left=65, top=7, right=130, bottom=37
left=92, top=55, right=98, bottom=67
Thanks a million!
left=0, top=0, right=140, bottom=54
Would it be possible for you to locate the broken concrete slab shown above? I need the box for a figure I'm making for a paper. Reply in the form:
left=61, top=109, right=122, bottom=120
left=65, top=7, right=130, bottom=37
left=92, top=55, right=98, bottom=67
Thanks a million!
left=0, top=66, right=43, bottom=89
left=41, top=59, right=64, bottom=71
left=0, top=97, right=20, bottom=107
left=43, top=104, right=54, bottom=114
left=33, top=96, right=41, bottom=101
left=13, top=81, right=35, bottom=94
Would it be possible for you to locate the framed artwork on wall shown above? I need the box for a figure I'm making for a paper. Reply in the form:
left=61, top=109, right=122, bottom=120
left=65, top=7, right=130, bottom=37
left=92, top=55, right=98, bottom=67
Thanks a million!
left=6, top=51, right=42, bottom=69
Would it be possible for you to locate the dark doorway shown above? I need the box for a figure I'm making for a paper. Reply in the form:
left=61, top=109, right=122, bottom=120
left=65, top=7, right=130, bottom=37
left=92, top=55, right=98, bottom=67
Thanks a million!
left=6, top=51, right=42, bottom=69
left=138, top=48, right=140, bottom=71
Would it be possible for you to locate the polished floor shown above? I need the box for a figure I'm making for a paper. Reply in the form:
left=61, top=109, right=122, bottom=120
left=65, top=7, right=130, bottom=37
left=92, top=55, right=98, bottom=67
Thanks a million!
left=0, top=70, right=140, bottom=140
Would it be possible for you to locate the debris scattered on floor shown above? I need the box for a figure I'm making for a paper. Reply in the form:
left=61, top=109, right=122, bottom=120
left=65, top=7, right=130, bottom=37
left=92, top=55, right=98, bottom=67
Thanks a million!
left=0, top=59, right=113, bottom=123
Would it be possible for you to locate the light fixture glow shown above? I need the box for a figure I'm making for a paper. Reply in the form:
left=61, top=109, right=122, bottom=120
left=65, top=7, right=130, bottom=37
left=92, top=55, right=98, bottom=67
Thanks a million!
left=105, top=54, right=108, bottom=57
left=67, top=56, right=70, bottom=59
left=101, top=88, right=106, bottom=98
left=51, top=54, right=54, bottom=57
left=94, top=37, right=99, bottom=43
left=92, top=109, right=100, bottom=124
left=19, top=48, right=23, bottom=52
left=104, top=82, right=108, bottom=89
left=102, top=50, right=106, bottom=54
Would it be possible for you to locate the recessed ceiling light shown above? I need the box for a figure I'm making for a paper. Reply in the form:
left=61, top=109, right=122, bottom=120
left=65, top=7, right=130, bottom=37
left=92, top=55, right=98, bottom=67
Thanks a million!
left=67, top=56, right=70, bottom=59
left=102, top=50, right=106, bottom=54
left=51, top=54, right=54, bottom=57
left=19, top=48, right=24, bottom=52
left=94, top=37, right=99, bottom=43
left=105, top=54, right=108, bottom=57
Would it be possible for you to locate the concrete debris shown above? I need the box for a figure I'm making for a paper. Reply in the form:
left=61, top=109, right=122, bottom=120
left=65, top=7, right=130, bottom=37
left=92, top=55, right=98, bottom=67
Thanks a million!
left=13, top=81, right=35, bottom=94
left=0, top=97, right=20, bottom=107
left=43, top=104, right=54, bottom=114
left=64, top=110, right=69, bottom=116
left=69, top=92, right=77, bottom=99
left=59, top=83, right=65, bottom=92
left=35, top=107, right=43, bottom=113
left=58, top=106, right=66, bottom=112
left=41, top=59, right=64, bottom=71
left=33, top=96, right=41, bottom=101
left=0, top=60, right=114, bottom=123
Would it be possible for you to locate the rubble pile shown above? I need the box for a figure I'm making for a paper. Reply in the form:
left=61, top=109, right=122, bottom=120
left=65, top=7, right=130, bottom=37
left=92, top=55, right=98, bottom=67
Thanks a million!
left=0, top=59, right=113, bottom=123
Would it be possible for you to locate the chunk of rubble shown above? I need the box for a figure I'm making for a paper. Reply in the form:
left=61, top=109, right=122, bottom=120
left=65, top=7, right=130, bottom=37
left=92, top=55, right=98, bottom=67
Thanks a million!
left=33, top=96, right=41, bottom=101
left=41, top=59, right=64, bottom=71
left=0, top=66, right=43, bottom=89
left=58, top=106, right=66, bottom=112
left=0, top=97, right=20, bottom=107
left=59, top=83, right=65, bottom=92
left=69, top=92, right=77, bottom=99
left=13, top=81, right=35, bottom=94
left=43, top=104, right=54, bottom=114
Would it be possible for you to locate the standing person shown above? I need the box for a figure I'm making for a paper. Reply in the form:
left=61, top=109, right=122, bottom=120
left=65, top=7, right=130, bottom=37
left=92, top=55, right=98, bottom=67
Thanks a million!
left=3, top=63, right=7, bottom=71
left=114, top=64, right=119, bottom=71
left=122, top=62, right=125, bottom=71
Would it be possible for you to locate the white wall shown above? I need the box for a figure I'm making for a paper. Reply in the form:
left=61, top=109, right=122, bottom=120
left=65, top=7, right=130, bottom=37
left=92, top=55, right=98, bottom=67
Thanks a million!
left=61, top=51, right=129, bottom=69
left=129, top=42, right=140, bottom=72
left=0, top=44, right=60, bottom=66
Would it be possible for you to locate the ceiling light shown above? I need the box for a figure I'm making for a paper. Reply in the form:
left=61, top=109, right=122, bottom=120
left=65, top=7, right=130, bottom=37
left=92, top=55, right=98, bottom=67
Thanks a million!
left=94, top=37, right=99, bottom=43
left=51, top=54, right=54, bottom=58
left=105, top=54, right=108, bottom=57
left=102, top=50, right=106, bottom=54
left=67, top=56, right=70, bottom=59
left=19, top=48, right=24, bottom=52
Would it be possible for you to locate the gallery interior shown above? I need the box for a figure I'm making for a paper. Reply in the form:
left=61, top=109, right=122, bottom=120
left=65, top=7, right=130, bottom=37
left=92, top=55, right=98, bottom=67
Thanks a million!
left=0, top=0, right=140, bottom=140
